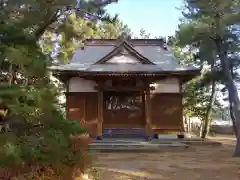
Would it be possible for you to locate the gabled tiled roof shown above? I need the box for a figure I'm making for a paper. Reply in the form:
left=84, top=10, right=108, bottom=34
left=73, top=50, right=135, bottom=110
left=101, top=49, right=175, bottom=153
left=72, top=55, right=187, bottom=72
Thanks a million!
left=50, top=38, right=199, bottom=75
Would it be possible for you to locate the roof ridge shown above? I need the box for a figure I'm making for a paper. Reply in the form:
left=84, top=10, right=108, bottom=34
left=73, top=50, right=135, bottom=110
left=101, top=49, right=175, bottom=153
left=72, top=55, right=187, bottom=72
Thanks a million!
left=84, top=39, right=165, bottom=46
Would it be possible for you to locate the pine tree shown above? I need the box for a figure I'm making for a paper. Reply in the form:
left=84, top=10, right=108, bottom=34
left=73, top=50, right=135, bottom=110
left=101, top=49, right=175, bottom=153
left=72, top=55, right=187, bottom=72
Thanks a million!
left=0, top=0, right=120, bottom=178
left=177, top=0, right=240, bottom=156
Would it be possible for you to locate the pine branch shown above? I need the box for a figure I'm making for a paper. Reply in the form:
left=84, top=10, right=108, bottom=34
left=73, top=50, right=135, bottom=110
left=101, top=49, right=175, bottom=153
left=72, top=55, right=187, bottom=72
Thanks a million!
left=35, top=10, right=63, bottom=40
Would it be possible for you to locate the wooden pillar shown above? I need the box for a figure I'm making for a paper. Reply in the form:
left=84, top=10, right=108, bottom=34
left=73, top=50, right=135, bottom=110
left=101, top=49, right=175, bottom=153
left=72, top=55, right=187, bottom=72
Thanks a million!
left=96, top=89, right=103, bottom=140
left=141, top=91, right=146, bottom=122
left=144, top=87, right=152, bottom=140
left=65, top=80, right=70, bottom=119
left=179, top=80, right=185, bottom=134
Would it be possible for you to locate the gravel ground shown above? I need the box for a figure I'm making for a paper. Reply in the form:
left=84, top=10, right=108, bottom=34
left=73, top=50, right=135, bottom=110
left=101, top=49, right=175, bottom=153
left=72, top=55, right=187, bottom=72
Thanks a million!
left=90, top=136, right=240, bottom=180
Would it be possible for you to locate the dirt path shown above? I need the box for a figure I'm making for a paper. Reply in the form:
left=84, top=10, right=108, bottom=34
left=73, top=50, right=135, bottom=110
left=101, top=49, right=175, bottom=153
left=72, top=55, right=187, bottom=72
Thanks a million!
left=92, top=138, right=240, bottom=180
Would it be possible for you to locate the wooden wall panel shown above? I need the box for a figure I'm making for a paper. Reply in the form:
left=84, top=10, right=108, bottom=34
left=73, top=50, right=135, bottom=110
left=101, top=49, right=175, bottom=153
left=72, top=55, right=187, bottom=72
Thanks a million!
left=66, top=92, right=85, bottom=121
left=151, top=93, right=184, bottom=132
left=66, top=92, right=98, bottom=136
left=85, top=93, right=98, bottom=122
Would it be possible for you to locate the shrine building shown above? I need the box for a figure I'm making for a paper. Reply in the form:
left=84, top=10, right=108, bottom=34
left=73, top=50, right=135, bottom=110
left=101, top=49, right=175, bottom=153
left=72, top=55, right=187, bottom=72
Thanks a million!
left=50, top=37, right=200, bottom=140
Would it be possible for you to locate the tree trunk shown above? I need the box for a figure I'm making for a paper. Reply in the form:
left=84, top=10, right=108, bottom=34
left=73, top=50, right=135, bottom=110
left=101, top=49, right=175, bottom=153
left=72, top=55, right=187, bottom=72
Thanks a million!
left=227, top=82, right=240, bottom=157
left=188, top=116, right=192, bottom=132
left=218, top=40, right=240, bottom=157
left=229, top=95, right=238, bottom=135
left=199, top=122, right=203, bottom=137
left=201, top=57, right=216, bottom=139
left=8, top=63, right=13, bottom=85
left=201, top=81, right=216, bottom=139
left=229, top=66, right=238, bottom=135
left=233, top=136, right=240, bottom=156
left=35, top=11, right=61, bottom=40
left=8, top=63, right=17, bottom=85
left=201, top=52, right=216, bottom=139
left=201, top=116, right=211, bottom=138
left=184, top=115, right=189, bottom=132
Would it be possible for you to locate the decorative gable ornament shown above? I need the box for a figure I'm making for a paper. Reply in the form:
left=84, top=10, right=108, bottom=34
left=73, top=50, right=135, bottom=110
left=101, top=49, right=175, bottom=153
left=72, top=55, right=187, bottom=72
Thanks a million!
left=119, top=47, right=129, bottom=55
left=94, top=40, right=155, bottom=65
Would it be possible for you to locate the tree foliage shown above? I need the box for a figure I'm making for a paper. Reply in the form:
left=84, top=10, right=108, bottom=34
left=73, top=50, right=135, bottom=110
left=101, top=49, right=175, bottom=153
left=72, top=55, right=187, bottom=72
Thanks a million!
left=167, top=34, right=216, bottom=138
left=0, top=0, right=120, bottom=177
left=48, top=15, right=132, bottom=64
left=176, top=0, right=240, bottom=155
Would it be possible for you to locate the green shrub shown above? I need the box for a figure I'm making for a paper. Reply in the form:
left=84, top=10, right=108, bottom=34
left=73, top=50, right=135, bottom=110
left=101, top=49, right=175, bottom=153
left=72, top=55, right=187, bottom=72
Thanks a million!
left=0, top=107, right=87, bottom=168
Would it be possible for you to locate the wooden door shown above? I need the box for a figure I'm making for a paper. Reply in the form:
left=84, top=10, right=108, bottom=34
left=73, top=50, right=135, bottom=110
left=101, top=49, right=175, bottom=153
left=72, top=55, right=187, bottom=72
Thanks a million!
left=103, top=91, right=145, bottom=128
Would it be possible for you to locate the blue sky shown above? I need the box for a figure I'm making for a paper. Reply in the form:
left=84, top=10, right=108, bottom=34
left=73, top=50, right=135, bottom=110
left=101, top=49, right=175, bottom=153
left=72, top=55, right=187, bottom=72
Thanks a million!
left=106, top=0, right=183, bottom=38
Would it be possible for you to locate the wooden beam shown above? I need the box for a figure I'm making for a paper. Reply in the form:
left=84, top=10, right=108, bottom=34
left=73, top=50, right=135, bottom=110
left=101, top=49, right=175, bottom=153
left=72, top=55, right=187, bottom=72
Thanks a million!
left=179, top=79, right=183, bottom=93
left=94, top=85, right=149, bottom=92
left=96, top=89, right=103, bottom=140
left=102, top=86, right=146, bottom=91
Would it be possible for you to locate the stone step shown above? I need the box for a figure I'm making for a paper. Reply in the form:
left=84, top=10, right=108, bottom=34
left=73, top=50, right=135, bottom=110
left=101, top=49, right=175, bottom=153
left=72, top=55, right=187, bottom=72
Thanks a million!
left=88, top=142, right=188, bottom=152
left=92, top=138, right=222, bottom=146
left=92, top=139, right=177, bottom=144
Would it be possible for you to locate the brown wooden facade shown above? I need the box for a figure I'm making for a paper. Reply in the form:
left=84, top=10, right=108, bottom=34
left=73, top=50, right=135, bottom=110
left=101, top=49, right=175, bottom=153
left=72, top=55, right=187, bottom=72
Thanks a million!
left=65, top=78, right=184, bottom=138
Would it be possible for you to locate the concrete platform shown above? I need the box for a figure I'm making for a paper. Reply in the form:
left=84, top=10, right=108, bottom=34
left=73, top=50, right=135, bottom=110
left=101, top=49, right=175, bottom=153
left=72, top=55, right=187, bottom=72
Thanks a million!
left=89, top=137, right=222, bottom=152
left=89, top=138, right=189, bottom=152
left=89, top=143, right=188, bottom=152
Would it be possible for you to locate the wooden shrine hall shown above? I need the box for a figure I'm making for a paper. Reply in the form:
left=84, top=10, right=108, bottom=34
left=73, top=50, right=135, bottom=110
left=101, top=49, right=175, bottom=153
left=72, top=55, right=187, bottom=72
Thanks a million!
left=51, top=37, right=200, bottom=140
